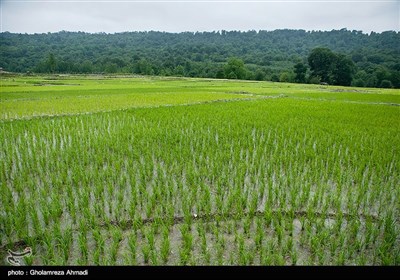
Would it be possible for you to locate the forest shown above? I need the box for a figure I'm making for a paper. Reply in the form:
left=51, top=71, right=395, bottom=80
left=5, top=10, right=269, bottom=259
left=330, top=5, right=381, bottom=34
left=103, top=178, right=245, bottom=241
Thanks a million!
left=1, top=29, right=399, bottom=88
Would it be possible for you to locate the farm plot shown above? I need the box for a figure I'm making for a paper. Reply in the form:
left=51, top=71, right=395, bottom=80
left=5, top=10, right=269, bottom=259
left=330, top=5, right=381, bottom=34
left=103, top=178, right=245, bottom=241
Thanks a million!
left=1, top=75, right=275, bottom=120
left=0, top=75, right=399, bottom=265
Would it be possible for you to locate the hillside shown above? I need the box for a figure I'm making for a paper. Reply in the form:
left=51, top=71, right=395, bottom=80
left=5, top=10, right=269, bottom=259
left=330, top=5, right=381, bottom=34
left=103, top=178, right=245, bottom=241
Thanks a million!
left=1, top=29, right=399, bottom=87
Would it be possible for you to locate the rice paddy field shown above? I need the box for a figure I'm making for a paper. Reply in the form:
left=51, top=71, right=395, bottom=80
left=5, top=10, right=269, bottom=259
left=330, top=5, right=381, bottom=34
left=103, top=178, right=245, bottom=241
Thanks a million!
left=1, top=74, right=399, bottom=265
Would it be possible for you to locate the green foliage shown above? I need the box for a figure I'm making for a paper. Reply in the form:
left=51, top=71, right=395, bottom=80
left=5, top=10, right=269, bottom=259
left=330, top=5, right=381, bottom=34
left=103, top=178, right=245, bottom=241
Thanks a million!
left=1, top=29, right=399, bottom=87
left=308, top=48, right=355, bottom=86
left=352, top=78, right=365, bottom=87
left=294, top=62, right=307, bottom=83
left=331, top=54, right=355, bottom=86
left=380, top=80, right=393, bottom=88
left=254, top=69, right=266, bottom=81
left=279, top=71, right=294, bottom=83
left=309, top=75, right=321, bottom=84
left=308, top=47, right=339, bottom=83
left=223, top=57, right=247, bottom=80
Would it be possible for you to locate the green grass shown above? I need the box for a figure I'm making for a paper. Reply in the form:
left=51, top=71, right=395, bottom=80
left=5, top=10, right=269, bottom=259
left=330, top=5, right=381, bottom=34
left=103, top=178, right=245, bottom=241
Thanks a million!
left=0, top=76, right=263, bottom=119
left=2, top=75, right=399, bottom=120
left=0, top=74, right=399, bottom=265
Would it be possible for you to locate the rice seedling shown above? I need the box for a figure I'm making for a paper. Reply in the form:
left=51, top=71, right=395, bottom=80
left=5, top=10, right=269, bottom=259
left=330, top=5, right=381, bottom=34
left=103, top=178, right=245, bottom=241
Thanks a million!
left=254, top=218, right=264, bottom=250
left=110, top=226, right=123, bottom=265
left=160, top=226, right=170, bottom=264
left=179, top=223, right=193, bottom=265
left=237, top=233, right=247, bottom=265
left=1, top=75, right=399, bottom=265
left=78, top=232, right=88, bottom=263
left=127, top=230, right=137, bottom=265
left=216, top=241, right=225, bottom=265
left=142, top=244, right=151, bottom=265
left=92, top=228, right=105, bottom=265
left=58, top=228, right=73, bottom=264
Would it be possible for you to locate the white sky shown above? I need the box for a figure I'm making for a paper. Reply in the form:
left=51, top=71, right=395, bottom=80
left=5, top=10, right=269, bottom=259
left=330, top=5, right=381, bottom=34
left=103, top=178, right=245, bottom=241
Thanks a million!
left=1, top=0, right=399, bottom=34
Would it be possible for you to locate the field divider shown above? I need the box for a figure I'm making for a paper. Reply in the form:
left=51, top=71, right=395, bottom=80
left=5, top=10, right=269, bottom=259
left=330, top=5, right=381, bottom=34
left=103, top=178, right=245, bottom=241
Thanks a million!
left=102, top=209, right=380, bottom=230
left=290, top=96, right=400, bottom=106
left=0, top=208, right=381, bottom=252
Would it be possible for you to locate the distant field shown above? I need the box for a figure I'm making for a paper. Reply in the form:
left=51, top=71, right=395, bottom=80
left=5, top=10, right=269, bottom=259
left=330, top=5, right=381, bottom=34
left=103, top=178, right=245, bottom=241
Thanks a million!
left=2, top=75, right=399, bottom=120
left=1, top=75, right=399, bottom=265
left=0, top=75, right=264, bottom=120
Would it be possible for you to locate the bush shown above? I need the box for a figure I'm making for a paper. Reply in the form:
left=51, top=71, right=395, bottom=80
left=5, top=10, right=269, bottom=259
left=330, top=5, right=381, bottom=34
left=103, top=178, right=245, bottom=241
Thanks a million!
left=309, top=76, right=321, bottom=84
left=352, top=79, right=365, bottom=87
left=380, top=80, right=392, bottom=88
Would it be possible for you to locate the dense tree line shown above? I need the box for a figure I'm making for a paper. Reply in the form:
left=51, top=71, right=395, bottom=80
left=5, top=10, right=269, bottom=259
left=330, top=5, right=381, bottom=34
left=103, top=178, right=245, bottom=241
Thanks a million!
left=1, top=29, right=399, bottom=88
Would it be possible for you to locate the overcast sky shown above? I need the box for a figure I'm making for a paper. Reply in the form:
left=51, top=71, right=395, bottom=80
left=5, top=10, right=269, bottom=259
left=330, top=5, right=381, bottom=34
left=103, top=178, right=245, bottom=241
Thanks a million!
left=1, top=0, right=399, bottom=34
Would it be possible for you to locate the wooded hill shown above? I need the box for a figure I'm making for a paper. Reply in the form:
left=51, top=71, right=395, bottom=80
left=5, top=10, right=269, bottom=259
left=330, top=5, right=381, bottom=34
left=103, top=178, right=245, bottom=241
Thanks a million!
left=1, top=29, right=399, bottom=88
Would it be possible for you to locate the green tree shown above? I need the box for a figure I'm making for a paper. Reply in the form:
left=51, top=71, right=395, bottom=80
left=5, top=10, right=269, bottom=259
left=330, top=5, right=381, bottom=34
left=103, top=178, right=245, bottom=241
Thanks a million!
left=216, top=67, right=225, bottom=79
left=104, top=62, right=118, bottom=73
left=375, top=67, right=391, bottom=84
left=223, top=58, right=246, bottom=80
left=294, top=62, right=307, bottom=83
left=389, top=70, right=400, bottom=88
left=47, top=53, right=57, bottom=73
left=308, top=48, right=355, bottom=86
left=366, top=75, right=378, bottom=88
left=352, top=79, right=365, bottom=87
left=308, top=48, right=336, bottom=84
left=80, top=60, right=93, bottom=73
left=331, top=54, right=355, bottom=86
left=271, top=74, right=279, bottom=82
left=227, top=71, right=237, bottom=79
left=135, top=59, right=153, bottom=75
left=380, top=80, right=392, bottom=88
left=254, top=69, right=265, bottom=81
left=174, top=65, right=185, bottom=76
left=309, top=76, right=321, bottom=84
left=279, top=71, right=294, bottom=83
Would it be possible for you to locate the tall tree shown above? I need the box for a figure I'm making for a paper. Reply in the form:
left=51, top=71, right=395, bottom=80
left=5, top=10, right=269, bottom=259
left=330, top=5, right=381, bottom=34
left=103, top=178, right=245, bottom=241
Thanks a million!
left=47, top=53, right=57, bottom=73
left=308, top=48, right=336, bottom=84
left=331, top=54, right=355, bottom=86
left=308, top=48, right=355, bottom=86
left=294, top=62, right=307, bottom=83
left=223, top=57, right=246, bottom=80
